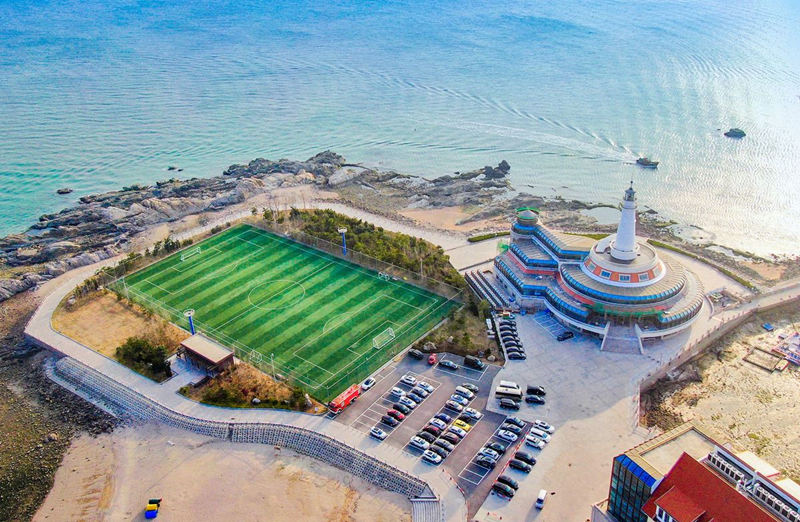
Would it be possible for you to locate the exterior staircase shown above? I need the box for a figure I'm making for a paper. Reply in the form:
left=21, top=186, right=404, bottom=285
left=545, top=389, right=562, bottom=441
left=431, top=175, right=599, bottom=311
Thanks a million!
left=601, top=323, right=643, bottom=354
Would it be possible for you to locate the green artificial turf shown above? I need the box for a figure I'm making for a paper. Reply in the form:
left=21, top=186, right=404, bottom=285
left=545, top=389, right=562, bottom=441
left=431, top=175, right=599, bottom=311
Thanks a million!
left=113, top=224, right=457, bottom=402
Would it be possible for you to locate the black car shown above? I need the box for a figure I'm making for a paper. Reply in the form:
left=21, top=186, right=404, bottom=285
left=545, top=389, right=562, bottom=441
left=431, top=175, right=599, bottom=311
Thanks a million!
left=407, top=392, right=424, bottom=404
left=485, top=441, right=507, bottom=454
left=408, top=348, right=425, bottom=359
left=526, top=395, right=545, bottom=405
left=557, top=331, right=575, bottom=341
left=499, top=398, right=520, bottom=410
left=499, top=320, right=516, bottom=327
left=475, top=456, right=497, bottom=469
left=429, top=445, right=449, bottom=459
left=461, top=383, right=479, bottom=393
left=441, top=432, right=461, bottom=445
left=417, top=431, right=436, bottom=443
left=492, top=482, right=515, bottom=499
left=514, top=451, right=537, bottom=466
left=496, top=474, right=519, bottom=490
left=393, top=403, right=411, bottom=414
left=508, top=352, right=527, bottom=360
left=501, top=423, right=523, bottom=435
left=527, top=385, right=546, bottom=396
left=381, top=415, right=399, bottom=427
left=433, top=439, right=455, bottom=452
left=505, top=345, right=523, bottom=352
left=499, top=327, right=517, bottom=334
left=503, top=339, right=521, bottom=346
left=434, top=412, right=452, bottom=423
left=508, top=458, right=532, bottom=473
left=464, top=355, right=486, bottom=370
left=500, top=332, right=519, bottom=339
left=439, top=360, right=459, bottom=371
left=505, top=416, right=525, bottom=428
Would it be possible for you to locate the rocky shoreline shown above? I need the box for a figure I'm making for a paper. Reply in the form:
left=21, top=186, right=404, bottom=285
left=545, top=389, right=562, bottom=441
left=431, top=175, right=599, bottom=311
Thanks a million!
left=1, top=151, right=796, bottom=303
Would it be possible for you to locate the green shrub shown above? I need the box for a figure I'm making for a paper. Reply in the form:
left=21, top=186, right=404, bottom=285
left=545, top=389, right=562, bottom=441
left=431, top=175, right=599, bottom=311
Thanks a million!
left=115, top=337, right=172, bottom=381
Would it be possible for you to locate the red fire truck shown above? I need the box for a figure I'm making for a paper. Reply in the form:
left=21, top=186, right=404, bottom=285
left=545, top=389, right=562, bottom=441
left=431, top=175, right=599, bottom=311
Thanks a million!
left=328, top=384, right=360, bottom=414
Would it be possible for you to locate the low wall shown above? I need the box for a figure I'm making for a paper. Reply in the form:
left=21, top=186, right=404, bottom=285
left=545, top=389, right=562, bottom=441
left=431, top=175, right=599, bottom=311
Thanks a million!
left=49, top=356, right=433, bottom=502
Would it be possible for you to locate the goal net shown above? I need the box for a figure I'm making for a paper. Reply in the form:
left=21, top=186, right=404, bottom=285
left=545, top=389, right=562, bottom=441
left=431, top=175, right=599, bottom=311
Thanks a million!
left=373, top=327, right=396, bottom=349
left=180, top=247, right=202, bottom=262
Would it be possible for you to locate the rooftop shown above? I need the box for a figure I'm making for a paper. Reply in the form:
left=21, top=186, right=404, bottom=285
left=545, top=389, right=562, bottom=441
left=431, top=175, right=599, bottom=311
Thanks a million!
left=180, top=333, right=234, bottom=365
left=626, top=422, right=721, bottom=479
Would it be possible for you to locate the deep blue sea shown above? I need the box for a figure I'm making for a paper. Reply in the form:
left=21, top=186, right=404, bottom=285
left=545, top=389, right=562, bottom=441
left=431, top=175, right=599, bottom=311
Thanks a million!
left=1, top=1, right=799, bottom=256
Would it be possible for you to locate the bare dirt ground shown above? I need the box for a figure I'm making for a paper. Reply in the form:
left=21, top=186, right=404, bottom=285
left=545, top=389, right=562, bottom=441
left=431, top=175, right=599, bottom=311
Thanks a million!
left=399, top=206, right=507, bottom=233
left=644, top=305, right=800, bottom=482
left=51, top=290, right=189, bottom=357
left=35, top=424, right=411, bottom=522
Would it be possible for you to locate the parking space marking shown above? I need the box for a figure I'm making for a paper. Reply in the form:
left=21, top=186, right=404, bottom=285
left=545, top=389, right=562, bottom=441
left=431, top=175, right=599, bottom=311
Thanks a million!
left=456, top=417, right=529, bottom=488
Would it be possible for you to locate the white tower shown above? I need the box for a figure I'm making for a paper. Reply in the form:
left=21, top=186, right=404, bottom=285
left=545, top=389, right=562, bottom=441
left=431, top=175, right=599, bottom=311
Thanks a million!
left=610, top=181, right=638, bottom=262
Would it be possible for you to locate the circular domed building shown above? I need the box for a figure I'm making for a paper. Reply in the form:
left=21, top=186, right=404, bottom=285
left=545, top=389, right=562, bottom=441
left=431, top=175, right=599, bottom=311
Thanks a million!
left=491, top=182, right=704, bottom=351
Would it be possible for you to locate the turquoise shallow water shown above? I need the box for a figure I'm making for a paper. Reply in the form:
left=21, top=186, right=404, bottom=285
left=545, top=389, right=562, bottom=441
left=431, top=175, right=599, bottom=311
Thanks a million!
left=1, top=1, right=799, bottom=255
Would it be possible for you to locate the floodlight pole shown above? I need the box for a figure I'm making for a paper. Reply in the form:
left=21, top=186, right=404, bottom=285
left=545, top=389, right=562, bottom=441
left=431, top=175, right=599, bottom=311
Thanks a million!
left=338, top=227, right=348, bottom=256
left=270, top=353, right=275, bottom=378
left=184, top=309, right=196, bottom=335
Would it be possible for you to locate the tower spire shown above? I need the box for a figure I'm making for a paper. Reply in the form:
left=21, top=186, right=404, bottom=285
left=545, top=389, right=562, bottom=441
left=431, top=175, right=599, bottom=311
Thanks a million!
left=610, top=181, right=638, bottom=262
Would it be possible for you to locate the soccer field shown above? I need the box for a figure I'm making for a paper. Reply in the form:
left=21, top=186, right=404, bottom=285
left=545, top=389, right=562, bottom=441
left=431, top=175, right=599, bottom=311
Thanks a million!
left=113, top=224, right=459, bottom=402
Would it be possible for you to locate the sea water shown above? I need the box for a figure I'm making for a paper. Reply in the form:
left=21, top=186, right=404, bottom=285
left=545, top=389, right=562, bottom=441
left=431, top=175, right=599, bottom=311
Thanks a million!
left=1, top=0, right=798, bottom=256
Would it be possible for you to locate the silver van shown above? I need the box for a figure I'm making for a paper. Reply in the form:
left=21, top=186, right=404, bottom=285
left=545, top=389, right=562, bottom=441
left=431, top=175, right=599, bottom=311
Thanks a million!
left=454, top=386, right=475, bottom=400
left=499, top=380, right=520, bottom=390
left=529, top=428, right=551, bottom=442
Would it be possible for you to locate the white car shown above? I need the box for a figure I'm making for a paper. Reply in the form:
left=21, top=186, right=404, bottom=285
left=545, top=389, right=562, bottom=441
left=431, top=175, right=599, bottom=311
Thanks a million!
left=534, top=420, right=554, bottom=433
left=462, top=407, right=483, bottom=420
left=370, top=427, right=387, bottom=440
left=409, top=436, right=430, bottom=450
left=418, top=381, right=435, bottom=394
left=400, top=374, right=417, bottom=386
left=448, top=426, right=467, bottom=438
left=390, top=387, right=406, bottom=397
left=399, top=396, right=417, bottom=409
left=429, top=418, right=447, bottom=430
left=450, top=394, right=469, bottom=406
left=444, top=400, right=464, bottom=412
left=528, top=428, right=551, bottom=443
left=361, top=377, right=376, bottom=391
left=497, top=430, right=518, bottom=443
left=422, top=450, right=442, bottom=465
left=525, top=434, right=545, bottom=449
left=478, top=447, right=500, bottom=461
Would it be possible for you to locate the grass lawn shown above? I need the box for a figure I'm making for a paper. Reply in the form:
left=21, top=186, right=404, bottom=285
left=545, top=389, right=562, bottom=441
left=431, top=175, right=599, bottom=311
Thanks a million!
left=112, top=224, right=458, bottom=402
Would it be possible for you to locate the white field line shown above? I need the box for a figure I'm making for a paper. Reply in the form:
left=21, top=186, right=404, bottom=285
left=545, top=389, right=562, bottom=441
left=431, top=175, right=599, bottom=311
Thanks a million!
left=142, top=279, right=175, bottom=296
left=170, top=228, right=252, bottom=273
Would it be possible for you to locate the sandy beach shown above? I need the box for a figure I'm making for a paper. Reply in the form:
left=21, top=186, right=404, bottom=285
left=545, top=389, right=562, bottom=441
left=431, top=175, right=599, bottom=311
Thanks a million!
left=35, top=424, right=411, bottom=522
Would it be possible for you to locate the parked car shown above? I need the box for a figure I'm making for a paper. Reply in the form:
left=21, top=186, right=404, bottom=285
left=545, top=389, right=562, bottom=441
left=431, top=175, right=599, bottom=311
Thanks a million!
left=407, top=392, right=424, bottom=404
left=418, top=381, right=435, bottom=394
left=448, top=425, right=468, bottom=438
left=417, top=431, right=436, bottom=443
left=497, top=430, right=518, bottom=442
left=508, top=352, right=527, bottom=360
left=441, top=432, right=461, bottom=445
left=370, top=427, right=388, bottom=440
left=505, top=416, right=525, bottom=428
left=557, top=331, right=574, bottom=341
left=409, top=436, right=430, bottom=450
left=505, top=346, right=523, bottom=353
left=381, top=415, right=399, bottom=427
left=438, top=360, right=459, bottom=371
left=408, top=348, right=424, bottom=359
left=501, top=423, right=523, bottom=435
left=526, top=395, right=545, bottom=405
left=399, top=396, right=417, bottom=409
left=475, top=456, right=497, bottom=469
left=499, top=320, right=515, bottom=327
left=400, top=374, right=417, bottom=386
left=450, top=394, right=469, bottom=406
left=462, top=407, right=483, bottom=420
left=461, top=383, right=479, bottom=393
left=390, top=387, right=406, bottom=397
left=411, top=387, right=429, bottom=398
left=454, top=386, right=475, bottom=400
left=433, top=439, right=455, bottom=452
left=429, top=445, right=449, bottom=459
left=434, top=412, right=452, bottom=423
left=514, top=451, right=537, bottom=466
left=387, top=410, right=405, bottom=421
left=422, top=450, right=442, bottom=465
left=478, top=447, right=500, bottom=461
left=427, top=353, right=438, bottom=365
left=528, top=428, right=551, bottom=442
left=496, top=474, right=519, bottom=490
left=525, top=434, right=545, bottom=449
left=428, top=418, right=447, bottom=430
left=534, top=420, right=555, bottom=433
left=485, top=441, right=507, bottom=454
left=393, top=403, right=410, bottom=415
left=536, top=489, right=548, bottom=509
left=508, top=458, right=532, bottom=473
left=445, top=400, right=464, bottom=412
left=422, top=425, right=441, bottom=437
left=464, top=355, right=486, bottom=370
left=361, top=377, right=376, bottom=391
left=452, top=419, right=472, bottom=432
left=492, top=482, right=515, bottom=499
left=527, top=385, right=546, bottom=396
left=499, top=398, right=520, bottom=410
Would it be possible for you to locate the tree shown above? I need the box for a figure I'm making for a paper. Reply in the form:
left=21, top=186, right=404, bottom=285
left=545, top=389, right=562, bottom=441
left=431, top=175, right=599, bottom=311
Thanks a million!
left=115, top=337, right=172, bottom=380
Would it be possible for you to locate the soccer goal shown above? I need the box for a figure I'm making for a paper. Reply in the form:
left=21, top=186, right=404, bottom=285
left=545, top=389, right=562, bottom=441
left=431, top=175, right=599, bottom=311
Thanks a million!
left=180, top=247, right=202, bottom=262
left=373, top=327, right=396, bottom=349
